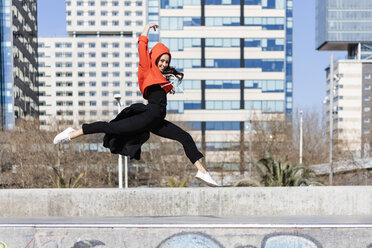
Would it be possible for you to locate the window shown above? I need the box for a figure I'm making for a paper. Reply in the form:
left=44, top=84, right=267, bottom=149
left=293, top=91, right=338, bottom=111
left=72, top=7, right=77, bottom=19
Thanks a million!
left=66, top=1, right=71, bottom=6
left=78, top=42, right=84, bottom=48
left=67, top=21, right=72, bottom=26
left=113, top=62, right=120, bottom=67
left=77, top=20, right=84, bottom=26
left=102, top=52, right=108, bottom=58
left=113, top=72, right=120, bottom=77
left=88, top=1, right=95, bottom=6
left=102, top=91, right=109, bottom=97
left=364, top=96, right=370, bottom=101
left=78, top=101, right=85, bottom=106
left=89, top=42, right=96, bottom=48
left=113, top=82, right=120, bottom=87
left=89, top=81, right=96, bottom=87
left=101, top=11, right=107, bottom=16
left=136, top=21, right=143, bottom=26
left=125, top=43, right=132, bottom=48
left=112, top=11, right=118, bottom=16
left=88, top=11, right=95, bottom=16
left=102, top=101, right=109, bottom=106
left=78, top=52, right=84, bottom=57
left=365, top=84, right=371, bottom=90
left=89, top=20, right=95, bottom=26
left=102, top=81, right=108, bottom=87
left=78, top=72, right=85, bottom=77
left=101, top=1, right=107, bottom=6
left=89, top=52, right=96, bottom=58
left=90, top=110, right=97, bottom=116
left=136, top=11, right=142, bottom=16
left=136, top=1, right=142, bottom=6
left=79, top=111, right=85, bottom=116
left=113, top=21, right=119, bottom=26
left=125, top=62, right=132, bottom=67
left=67, top=11, right=71, bottom=16
left=101, top=20, right=108, bottom=26
left=125, top=21, right=132, bottom=26
left=124, top=1, right=131, bottom=6
left=126, top=91, right=132, bottom=96
left=77, top=1, right=83, bottom=6
left=101, top=43, right=108, bottom=48
left=113, top=52, right=120, bottom=58
left=113, top=1, right=119, bottom=6
left=365, top=73, right=371, bottom=79
left=77, top=11, right=83, bottom=16
left=125, top=72, right=132, bottom=77
left=125, top=53, right=131, bottom=58
left=89, top=91, right=96, bottom=97
left=113, top=43, right=119, bottom=48
left=124, top=11, right=131, bottom=16
left=102, top=62, right=109, bottom=67
left=102, top=72, right=108, bottom=77
left=78, top=82, right=85, bottom=87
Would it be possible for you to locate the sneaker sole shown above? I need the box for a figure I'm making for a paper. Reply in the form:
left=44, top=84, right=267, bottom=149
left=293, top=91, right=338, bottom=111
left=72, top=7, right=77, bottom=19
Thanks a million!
left=195, top=176, right=218, bottom=187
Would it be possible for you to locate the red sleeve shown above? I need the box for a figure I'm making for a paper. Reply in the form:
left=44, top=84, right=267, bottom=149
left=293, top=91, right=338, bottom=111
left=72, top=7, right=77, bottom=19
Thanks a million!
left=138, top=36, right=150, bottom=70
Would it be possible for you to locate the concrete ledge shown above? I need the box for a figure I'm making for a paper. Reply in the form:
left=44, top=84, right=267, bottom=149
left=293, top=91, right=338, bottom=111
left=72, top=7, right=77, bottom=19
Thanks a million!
left=1, top=186, right=372, bottom=217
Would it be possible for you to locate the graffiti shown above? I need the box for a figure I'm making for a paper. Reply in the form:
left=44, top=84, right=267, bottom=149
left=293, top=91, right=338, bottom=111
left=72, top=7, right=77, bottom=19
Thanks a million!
left=24, top=232, right=68, bottom=248
left=71, top=240, right=106, bottom=248
left=262, top=233, right=322, bottom=248
left=156, top=232, right=323, bottom=248
left=0, top=241, right=7, bottom=248
left=156, top=232, right=224, bottom=248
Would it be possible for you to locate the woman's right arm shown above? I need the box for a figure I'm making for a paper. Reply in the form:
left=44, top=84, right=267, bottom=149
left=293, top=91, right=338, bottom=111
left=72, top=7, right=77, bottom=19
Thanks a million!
left=141, top=23, right=158, bottom=37
left=138, top=24, right=159, bottom=70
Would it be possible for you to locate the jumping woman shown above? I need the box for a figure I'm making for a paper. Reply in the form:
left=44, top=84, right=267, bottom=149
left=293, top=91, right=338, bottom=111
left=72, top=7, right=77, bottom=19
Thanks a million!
left=53, top=23, right=218, bottom=187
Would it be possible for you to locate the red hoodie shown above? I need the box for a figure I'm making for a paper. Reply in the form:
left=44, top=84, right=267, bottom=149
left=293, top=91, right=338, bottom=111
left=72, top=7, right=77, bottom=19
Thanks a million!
left=137, top=35, right=173, bottom=99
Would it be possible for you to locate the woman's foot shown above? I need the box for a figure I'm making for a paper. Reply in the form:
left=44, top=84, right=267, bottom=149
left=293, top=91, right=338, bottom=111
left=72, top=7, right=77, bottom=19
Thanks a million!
left=195, top=171, right=219, bottom=187
left=53, top=127, right=75, bottom=144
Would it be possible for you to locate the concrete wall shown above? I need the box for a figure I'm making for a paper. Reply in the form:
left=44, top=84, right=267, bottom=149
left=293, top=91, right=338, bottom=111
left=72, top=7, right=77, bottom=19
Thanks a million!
left=1, top=226, right=372, bottom=248
left=1, top=186, right=372, bottom=217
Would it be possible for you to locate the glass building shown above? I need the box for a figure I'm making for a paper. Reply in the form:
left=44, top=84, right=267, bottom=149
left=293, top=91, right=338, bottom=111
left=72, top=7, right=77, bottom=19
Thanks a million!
left=316, top=0, right=372, bottom=59
left=149, top=0, right=293, bottom=169
left=0, top=0, right=38, bottom=130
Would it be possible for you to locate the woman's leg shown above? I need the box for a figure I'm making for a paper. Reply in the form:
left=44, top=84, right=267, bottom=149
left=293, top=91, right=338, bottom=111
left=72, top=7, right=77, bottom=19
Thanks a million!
left=150, top=120, right=205, bottom=169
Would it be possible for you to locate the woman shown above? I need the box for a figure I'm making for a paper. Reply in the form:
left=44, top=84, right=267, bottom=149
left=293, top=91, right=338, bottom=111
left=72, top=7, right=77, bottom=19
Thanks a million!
left=53, top=23, right=218, bottom=187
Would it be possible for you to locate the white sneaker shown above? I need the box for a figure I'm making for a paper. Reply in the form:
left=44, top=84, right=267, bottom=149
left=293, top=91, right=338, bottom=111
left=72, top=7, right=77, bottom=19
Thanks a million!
left=53, top=127, right=75, bottom=144
left=195, top=171, right=219, bottom=187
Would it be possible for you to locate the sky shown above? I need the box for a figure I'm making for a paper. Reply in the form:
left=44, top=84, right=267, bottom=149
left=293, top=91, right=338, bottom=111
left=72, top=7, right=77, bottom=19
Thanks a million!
left=37, top=0, right=346, bottom=112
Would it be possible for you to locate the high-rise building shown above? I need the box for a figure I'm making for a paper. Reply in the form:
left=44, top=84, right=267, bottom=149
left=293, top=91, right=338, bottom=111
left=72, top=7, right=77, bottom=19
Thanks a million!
left=38, top=0, right=146, bottom=128
left=0, top=0, right=38, bottom=130
left=150, top=0, right=293, bottom=169
left=316, top=0, right=372, bottom=157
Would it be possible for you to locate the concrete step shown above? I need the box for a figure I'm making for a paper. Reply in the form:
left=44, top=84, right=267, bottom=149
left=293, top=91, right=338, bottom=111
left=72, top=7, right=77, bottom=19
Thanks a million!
left=0, top=216, right=371, bottom=248
left=1, top=187, right=372, bottom=217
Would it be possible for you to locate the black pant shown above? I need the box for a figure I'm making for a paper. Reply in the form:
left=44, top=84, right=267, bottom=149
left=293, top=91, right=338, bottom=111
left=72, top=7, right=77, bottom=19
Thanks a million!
left=82, top=85, right=203, bottom=164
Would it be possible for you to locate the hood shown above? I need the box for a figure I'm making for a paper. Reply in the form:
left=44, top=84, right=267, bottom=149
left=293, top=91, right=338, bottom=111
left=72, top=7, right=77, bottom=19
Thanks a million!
left=150, top=43, right=171, bottom=69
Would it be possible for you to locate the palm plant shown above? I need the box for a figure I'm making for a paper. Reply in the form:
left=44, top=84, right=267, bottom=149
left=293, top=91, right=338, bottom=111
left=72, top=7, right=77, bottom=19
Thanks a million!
left=49, top=167, right=85, bottom=188
left=255, top=157, right=324, bottom=186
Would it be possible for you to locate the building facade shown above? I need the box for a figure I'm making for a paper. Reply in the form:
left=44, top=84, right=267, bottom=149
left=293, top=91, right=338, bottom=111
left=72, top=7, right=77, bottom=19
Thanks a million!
left=150, top=0, right=293, bottom=169
left=38, top=0, right=146, bottom=128
left=317, top=0, right=372, bottom=157
left=0, top=0, right=38, bottom=130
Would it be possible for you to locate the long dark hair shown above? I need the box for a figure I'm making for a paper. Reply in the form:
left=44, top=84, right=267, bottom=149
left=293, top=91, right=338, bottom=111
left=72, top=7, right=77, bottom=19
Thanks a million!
left=162, top=66, right=184, bottom=82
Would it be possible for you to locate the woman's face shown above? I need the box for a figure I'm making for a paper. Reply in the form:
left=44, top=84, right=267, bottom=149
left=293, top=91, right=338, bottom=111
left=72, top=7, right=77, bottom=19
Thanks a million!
left=157, top=54, right=170, bottom=72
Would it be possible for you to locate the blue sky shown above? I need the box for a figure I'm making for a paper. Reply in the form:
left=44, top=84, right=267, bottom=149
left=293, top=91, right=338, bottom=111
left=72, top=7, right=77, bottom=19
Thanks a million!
left=37, top=0, right=346, bottom=111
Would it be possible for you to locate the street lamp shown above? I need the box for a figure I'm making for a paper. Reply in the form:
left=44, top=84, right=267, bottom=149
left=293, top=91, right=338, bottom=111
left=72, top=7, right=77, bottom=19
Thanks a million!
left=299, top=110, right=303, bottom=164
left=113, top=94, right=128, bottom=189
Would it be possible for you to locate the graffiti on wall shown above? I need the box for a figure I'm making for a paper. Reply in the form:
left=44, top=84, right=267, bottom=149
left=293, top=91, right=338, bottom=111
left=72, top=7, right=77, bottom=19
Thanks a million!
left=22, top=232, right=105, bottom=248
left=0, top=241, right=7, bottom=248
left=157, top=232, right=323, bottom=248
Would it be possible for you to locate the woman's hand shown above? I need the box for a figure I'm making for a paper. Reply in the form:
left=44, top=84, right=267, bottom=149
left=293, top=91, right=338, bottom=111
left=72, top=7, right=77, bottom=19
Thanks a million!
left=141, top=23, right=159, bottom=37
left=170, top=87, right=175, bottom=95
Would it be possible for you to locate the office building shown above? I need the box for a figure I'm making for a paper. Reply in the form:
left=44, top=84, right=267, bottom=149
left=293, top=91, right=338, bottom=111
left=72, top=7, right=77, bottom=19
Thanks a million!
left=151, top=0, right=293, bottom=169
left=317, top=0, right=372, bottom=157
left=38, top=0, right=146, bottom=128
left=0, top=0, right=38, bottom=130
